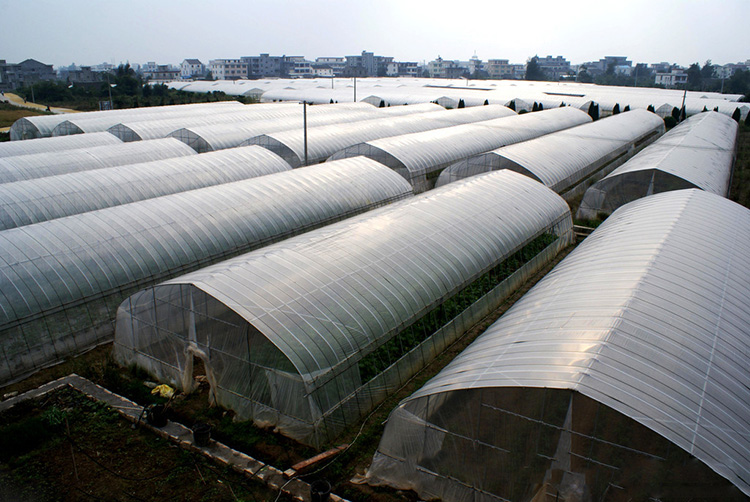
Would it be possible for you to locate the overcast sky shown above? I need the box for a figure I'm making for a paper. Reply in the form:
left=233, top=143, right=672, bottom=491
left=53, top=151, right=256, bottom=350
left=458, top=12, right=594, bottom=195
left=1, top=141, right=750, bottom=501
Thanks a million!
left=1, top=0, right=747, bottom=68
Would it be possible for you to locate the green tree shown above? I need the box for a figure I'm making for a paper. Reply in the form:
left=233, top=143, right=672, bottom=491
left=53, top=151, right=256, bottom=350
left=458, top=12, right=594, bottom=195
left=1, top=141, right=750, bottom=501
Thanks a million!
left=686, top=63, right=702, bottom=90
left=525, top=56, right=546, bottom=81
left=701, top=60, right=714, bottom=80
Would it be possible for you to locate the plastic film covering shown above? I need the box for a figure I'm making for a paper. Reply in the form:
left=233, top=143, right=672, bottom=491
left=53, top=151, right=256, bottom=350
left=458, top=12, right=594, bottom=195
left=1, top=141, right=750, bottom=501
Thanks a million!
left=436, top=109, right=665, bottom=198
left=0, top=145, right=291, bottom=230
left=577, top=111, right=738, bottom=219
left=108, top=102, right=378, bottom=142
left=0, top=158, right=412, bottom=383
left=49, top=101, right=250, bottom=136
left=0, top=138, right=196, bottom=184
left=331, top=107, right=592, bottom=193
left=114, top=170, right=573, bottom=445
left=171, top=77, right=745, bottom=120
left=369, top=189, right=750, bottom=499
left=167, top=103, right=440, bottom=153
left=244, top=105, right=516, bottom=167
left=9, top=101, right=245, bottom=140
left=0, top=131, right=122, bottom=158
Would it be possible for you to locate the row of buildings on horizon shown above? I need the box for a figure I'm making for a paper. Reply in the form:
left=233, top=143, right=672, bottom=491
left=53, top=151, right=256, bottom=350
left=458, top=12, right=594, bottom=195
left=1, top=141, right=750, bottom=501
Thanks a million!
left=2, top=51, right=750, bottom=92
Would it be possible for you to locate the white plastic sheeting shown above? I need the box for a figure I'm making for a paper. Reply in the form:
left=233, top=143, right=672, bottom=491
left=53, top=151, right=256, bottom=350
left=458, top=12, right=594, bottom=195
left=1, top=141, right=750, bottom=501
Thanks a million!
left=0, top=158, right=413, bottom=384
left=114, top=169, right=573, bottom=446
left=170, top=77, right=745, bottom=120
left=577, top=111, right=738, bottom=219
left=331, top=107, right=592, bottom=193
left=9, top=101, right=246, bottom=140
left=436, top=109, right=665, bottom=198
left=369, top=189, right=750, bottom=500
left=107, top=102, right=376, bottom=142
left=0, top=138, right=196, bottom=184
left=0, top=145, right=291, bottom=230
left=168, top=103, right=442, bottom=153
left=0, top=131, right=122, bottom=158
left=244, top=105, right=515, bottom=168
left=50, top=101, right=253, bottom=136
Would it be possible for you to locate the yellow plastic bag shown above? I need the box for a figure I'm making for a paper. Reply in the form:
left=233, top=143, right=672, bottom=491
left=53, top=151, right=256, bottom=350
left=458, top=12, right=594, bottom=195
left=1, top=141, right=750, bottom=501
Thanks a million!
left=151, top=384, right=175, bottom=399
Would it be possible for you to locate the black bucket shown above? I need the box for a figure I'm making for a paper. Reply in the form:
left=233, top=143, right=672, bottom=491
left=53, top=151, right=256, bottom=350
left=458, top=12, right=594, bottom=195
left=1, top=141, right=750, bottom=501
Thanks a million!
left=192, top=423, right=212, bottom=447
left=146, top=404, right=168, bottom=427
left=310, top=479, right=331, bottom=502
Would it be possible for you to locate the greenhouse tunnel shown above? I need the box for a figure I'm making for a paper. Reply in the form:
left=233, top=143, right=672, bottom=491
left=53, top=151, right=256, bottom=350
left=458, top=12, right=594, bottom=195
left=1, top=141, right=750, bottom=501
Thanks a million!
left=368, top=189, right=750, bottom=501
left=241, top=104, right=515, bottom=166
left=0, top=138, right=196, bottom=184
left=435, top=108, right=665, bottom=199
left=111, top=101, right=403, bottom=143
left=0, top=145, right=292, bottom=231
left=9, top=101, right=245, bottom=140
left=0, top=131, right=122, bottom=158
left=329, top=106, right=592, bottom=193
left=0, top=158, right=412, bottom=384
left=114, top=169, right=574, bottom=446
left=577, top=111, right=738, bottom=220
left=168, top=102, right=443, bottom=153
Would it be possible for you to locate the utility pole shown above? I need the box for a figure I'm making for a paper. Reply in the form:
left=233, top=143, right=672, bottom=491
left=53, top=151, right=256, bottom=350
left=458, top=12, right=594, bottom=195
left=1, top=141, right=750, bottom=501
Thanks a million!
left=302, top=100, right=308, bottom=166
left=680, top=84, right=687, bottom=121
left=30, top=83, right=35, bottom=103
left=633, top=65, right=639, bottom=87
left=353, top=76, right=357, bottom=102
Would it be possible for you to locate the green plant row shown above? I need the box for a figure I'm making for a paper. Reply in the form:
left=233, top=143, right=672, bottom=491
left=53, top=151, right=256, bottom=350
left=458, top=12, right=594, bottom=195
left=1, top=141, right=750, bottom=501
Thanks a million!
left=358, top=233, right=558, bottom=382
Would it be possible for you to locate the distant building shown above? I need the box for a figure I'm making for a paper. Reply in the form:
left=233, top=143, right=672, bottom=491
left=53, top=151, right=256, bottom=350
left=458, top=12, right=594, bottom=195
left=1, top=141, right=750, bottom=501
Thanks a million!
left=427, top=57, right=465, bottom=79
left=655, top=69, right=688, bottom=87
left=486, top=59, right=517, bottom=79
left=535, top=55, right=572, bottom=80
left=287, top=57, right=313, bottom=78
left=716, top=60, right=750, bottom=79
left=91, top=62, right=116, bottom=73
left=143, top=64, right=180, bottom=82
left=312, top=64, right=334, bottom=77
left=385, top=61, right=419, bottom=78
left=345, top=51, right=393, bottom=77
left=0, top=58, right=56, bottom=91
left=63, top=66, right=102, bottom=86
left=242, top=54, right=283, bottom=78
left=316, top=57, right=346, bottom=76
left=208, top=58, right=248, bottom=80
left=180, top=59, right=206, bottom=79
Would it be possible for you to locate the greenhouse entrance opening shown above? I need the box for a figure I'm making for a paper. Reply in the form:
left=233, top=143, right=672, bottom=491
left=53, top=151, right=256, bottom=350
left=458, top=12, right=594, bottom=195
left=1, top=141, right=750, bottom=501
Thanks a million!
left=182, top=346, right=217, bottom=406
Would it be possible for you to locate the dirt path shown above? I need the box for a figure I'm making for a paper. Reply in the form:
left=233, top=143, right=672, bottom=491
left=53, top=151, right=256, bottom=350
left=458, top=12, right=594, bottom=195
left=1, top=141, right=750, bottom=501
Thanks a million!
left=1, top=92, right=80, bottom=114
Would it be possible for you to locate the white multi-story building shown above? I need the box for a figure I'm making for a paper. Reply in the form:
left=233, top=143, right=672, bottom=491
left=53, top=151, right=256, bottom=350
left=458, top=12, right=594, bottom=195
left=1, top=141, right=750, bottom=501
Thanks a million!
left=386, top=61, right=420, bottom=78
left=180, top=59, right=205, bottom=79
left=654, top=69, right=688, bottom=87
left=208, top=59, right=248, bottom=80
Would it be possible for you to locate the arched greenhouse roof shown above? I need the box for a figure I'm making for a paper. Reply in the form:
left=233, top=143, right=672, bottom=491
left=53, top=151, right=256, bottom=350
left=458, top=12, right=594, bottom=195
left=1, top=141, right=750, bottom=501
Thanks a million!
left=0, top=157, right=413, bottom=383
left=0, top=138, right=196, bottom=184
left=395, top=189, right=750, bottom=496
left=577, top=111, right=738, bottom=219
left=167, top=102, right=441, bottom=153
left=9, top=101, right=245, bottom=140
left=128, top=169, right=572, bottom=389
left=436, top=109, right=665, bottom=195
left=107, top=102, right=375, bottom=142
left=49, top=101, right=250, bottom=136
left=331, top=106, right=592, bottom=193
left=0, top=131, right=122, bottom=158
left=243, top=105, right=515, bottom=167
left=0, top=145, right=291, bottom=230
